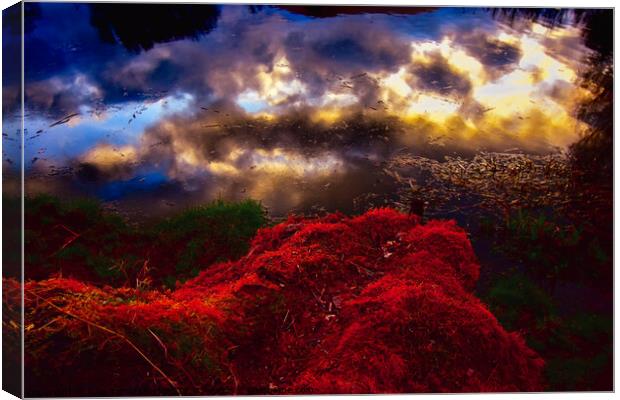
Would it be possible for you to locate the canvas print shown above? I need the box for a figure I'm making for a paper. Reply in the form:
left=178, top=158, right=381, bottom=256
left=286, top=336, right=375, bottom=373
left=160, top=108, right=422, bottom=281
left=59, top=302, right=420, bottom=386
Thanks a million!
left=1, top=3, right=613, bottom=396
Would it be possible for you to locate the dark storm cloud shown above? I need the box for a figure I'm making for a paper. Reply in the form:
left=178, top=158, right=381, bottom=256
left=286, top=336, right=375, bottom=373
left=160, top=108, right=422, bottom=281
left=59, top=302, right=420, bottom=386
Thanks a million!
left=87, top=7, right=416, bottom=117
left=16, top=4, right=450, bottom=121
left=17, top=4, right=591, bottom=128
left=312, top=37, right=401, bottom=70
left=284, top=17, right=412, bottom=72
left=457, top=97, right=490, bottom=121
left=539, top=79, right=577, bottom=109
left=539, top=30, right=592, bottom=68
left=409, top=52, right=472, bottom=98
left=60, top=97, right=568, bottom=216
left=17, top=4, right=128, bottom=116
left=139, top=108, right=405, bottom=169
left=15, top=3, right=220, bottom=117
left=74, top=162, right=115, bottom=184
left=283, top=30, right=305, bottom=50
left=53, top=109, right=427, bottom=216
left=24, top=77, right=100, bottom=118
left=21, top=6, right=593, bottom=162
left=453, top=30, right=522, bottom=78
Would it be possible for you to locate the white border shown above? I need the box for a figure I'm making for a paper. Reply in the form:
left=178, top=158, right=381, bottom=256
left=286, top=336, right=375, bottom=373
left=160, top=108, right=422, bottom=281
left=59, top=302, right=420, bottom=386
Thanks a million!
left=0, top=1, right=617, bottom=400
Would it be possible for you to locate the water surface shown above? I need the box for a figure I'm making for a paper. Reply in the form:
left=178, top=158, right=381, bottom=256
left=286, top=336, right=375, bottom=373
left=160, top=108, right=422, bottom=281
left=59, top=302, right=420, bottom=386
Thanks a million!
left=2, top=5, right=601, bottom=218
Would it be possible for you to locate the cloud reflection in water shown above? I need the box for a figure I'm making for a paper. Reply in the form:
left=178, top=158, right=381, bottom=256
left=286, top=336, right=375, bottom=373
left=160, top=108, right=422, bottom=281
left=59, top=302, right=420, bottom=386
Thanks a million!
left=6, top=5, right=598, bottom=217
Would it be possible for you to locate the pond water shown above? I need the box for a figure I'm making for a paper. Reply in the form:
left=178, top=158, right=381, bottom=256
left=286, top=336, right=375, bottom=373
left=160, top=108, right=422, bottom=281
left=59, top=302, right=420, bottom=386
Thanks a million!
left=2, top=4, right=606, bottom=218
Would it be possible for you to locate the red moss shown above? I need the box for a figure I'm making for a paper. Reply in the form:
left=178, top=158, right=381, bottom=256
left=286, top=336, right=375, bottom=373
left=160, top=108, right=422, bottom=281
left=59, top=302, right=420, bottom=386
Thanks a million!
left=8, top=208, right=544, bottom=396
left=293, top=269, right=543, bottom=393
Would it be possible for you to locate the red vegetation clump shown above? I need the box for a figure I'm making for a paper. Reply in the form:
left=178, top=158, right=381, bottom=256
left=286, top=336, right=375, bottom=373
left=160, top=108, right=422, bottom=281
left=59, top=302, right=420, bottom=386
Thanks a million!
left=5, top=208, right=544, bottom=396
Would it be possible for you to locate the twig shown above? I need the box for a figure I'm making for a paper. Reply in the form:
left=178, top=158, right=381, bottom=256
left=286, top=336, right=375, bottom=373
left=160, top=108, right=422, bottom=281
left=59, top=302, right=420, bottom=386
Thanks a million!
left=148, top=328, right=169, bottom=360
left=51, top=224, right=82, bottom=256
left=222, top=354, right=239, bottom=395
left=26, top=290, right=183, bottom=396
left=281, top=309, right=290, bottom=328
left=348, top=261, right=375, bottom=277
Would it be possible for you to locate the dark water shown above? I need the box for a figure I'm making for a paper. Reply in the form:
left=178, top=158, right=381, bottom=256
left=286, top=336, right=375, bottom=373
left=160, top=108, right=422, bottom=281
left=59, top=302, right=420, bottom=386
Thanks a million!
left=2, top=4, right=610, bottom=218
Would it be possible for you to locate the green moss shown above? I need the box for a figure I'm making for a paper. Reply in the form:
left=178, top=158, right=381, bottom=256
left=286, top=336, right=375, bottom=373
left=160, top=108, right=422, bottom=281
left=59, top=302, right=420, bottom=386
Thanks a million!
left=23, top=194, right=269, bottom=287
left=565, top=313, right=612, bottom=341
left=160, top=199, right=267, bottom=274
left=158, top=199, right=266, bottom=240
left=492, top=209, right=610, bottom=285
left=484, top=273, right=555, bottom=331
left=545, top=352, right=611, bottom=390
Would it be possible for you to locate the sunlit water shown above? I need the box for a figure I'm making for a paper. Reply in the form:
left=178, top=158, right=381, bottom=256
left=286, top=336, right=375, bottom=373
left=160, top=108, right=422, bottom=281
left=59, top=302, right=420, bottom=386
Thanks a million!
left=3, top=5, right=600, bottom=218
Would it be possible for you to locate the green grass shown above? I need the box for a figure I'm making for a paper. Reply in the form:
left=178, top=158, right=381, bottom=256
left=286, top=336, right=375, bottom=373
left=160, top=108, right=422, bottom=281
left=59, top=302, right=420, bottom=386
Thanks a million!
left=486, top=209, right=610, bottom=286
left=157, top=199, right=266, bottom=240
left=23, top=194, right=268, bottom=286
left=505, top=210, right=580, bottom=271
left=484, top=272, right=556, bottom=332
left=484, top=271, right=612, bottom=391
left=544, top=313, right=612, bottom=390
left=156, top=199, right=267, bottom=278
